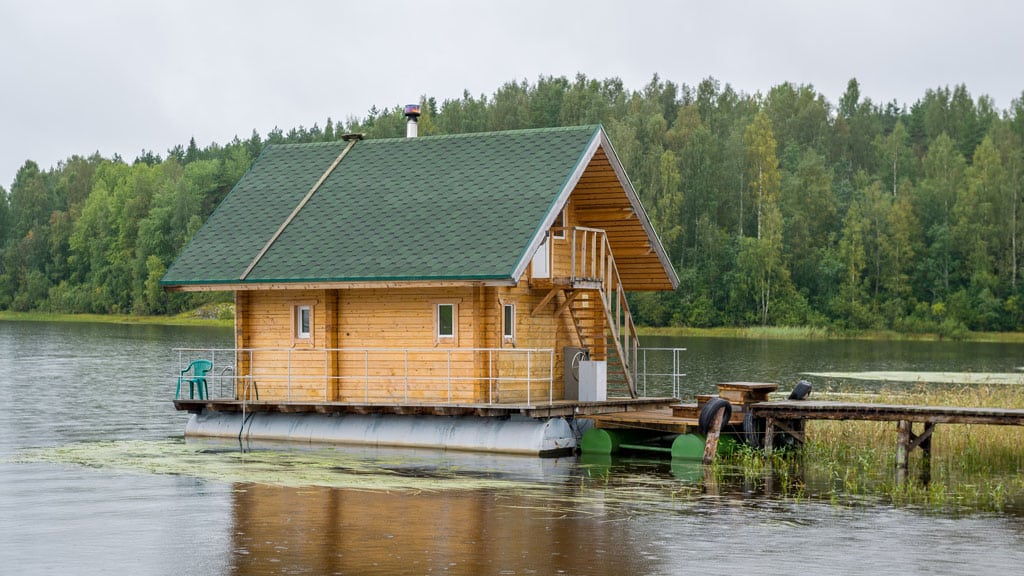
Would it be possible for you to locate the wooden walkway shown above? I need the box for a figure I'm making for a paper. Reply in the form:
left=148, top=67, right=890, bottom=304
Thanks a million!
left=750, top=400, right=1024, bottom=477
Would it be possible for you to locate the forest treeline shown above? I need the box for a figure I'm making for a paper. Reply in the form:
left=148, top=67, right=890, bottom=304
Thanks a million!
left=2, top=74, right=1023, bottom=334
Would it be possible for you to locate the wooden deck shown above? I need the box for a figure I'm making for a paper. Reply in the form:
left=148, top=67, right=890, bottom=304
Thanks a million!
left=173, top=397, right=676, bottom=419
left=589, top=407, right=698, bottom=434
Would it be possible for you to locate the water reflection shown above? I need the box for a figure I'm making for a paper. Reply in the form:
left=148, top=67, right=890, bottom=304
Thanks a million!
left=5, top=321, right=1024, bottom=575
left=229, top=483, right=660, bottom=575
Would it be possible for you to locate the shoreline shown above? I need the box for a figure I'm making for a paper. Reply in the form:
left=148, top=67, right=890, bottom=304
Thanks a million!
left=0, top=310, right=233, bottom=329
left=636, top=325, right=1024, bottom=343
left=3, top=311, right=1021, bottom=343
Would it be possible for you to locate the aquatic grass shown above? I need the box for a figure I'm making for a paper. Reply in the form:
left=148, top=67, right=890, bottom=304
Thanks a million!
left=639, top=325, right=836, bottom=340
left=708, top=382, right=1024, bottom=512
left=792, top=383, right=1024, bottom=512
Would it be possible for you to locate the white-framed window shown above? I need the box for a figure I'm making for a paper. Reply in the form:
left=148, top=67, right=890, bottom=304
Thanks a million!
left=437, top=303, right=455, bottom=340
left=295, top=304, right=312, bottom=340
left=503, top=303, right=515, bottom=341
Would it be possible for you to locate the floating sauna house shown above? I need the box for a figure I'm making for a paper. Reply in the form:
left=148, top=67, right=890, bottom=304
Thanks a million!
left=162, top=117, right=681, bottom=455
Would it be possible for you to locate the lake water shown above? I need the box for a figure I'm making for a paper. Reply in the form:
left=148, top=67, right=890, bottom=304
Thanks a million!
left=2, top=320, right=1023, bottom=575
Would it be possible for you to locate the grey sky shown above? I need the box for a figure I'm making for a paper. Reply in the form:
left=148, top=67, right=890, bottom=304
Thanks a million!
left=1, top=0, right=1020, bottom=191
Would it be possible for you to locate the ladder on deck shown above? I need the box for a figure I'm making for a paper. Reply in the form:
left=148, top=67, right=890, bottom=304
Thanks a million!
left=540, top=227, right=639, bottom=397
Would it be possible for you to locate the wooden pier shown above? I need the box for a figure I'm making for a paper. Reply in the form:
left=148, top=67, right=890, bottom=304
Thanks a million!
left=750, top=400, right=1024, bottom=477
left=583, top=382, right=1024, bottom=474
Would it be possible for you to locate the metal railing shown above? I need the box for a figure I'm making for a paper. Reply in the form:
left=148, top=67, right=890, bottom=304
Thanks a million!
left=174, top=346, right=688, bottom=404
left=637, top=347, right=687, bottom=398
left=174, top=347, right=555, bottom=405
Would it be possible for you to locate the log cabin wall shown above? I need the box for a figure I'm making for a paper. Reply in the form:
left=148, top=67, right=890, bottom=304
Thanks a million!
left=234, top=282, right=579, bottom=404
left=336, top=286, right=477, bottom=402
left=490, top=279, right=576, bottom=403
left=236, top=289, right=332, bottom=401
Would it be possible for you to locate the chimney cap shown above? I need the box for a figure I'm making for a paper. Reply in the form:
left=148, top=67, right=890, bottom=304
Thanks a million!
left=404, top=104, right=421, bottom=119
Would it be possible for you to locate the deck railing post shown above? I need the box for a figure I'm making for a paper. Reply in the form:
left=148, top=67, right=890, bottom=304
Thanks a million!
left=405, top=349, right=409, bottom=403
left=548, top=349, right=553, bottom=404
left=673, top=349, right=679, bottom=398
left=447, top=349, right=452, bottom=404
left=248, top=350, right=253, bottom=401
left=642, top=349, right=647, bottom=398
left=210, top=349, right=217, bottom=398
left=488, top=349, right=494, bottom=404
left=571, top=228, right=577, bottom=282
left=287, top=348, right=292, bottom=401
left=527, top=351, right=531, bottom=405
left=364, top=350, right=369, bottom=403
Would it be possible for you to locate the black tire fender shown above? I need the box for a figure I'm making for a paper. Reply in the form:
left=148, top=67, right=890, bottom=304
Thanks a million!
left=743, top=410, right=765, bottom=448
left=698, top=397, right=732, bottom=434
left=789, top=380, right=813, bottom=400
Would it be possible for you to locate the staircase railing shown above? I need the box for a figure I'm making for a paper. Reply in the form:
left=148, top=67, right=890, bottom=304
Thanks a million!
left=553, top=226, right=640, bottom=397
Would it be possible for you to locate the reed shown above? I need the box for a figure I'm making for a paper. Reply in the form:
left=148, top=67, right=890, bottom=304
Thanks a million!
left=721, top=384, right=1024, bottom=512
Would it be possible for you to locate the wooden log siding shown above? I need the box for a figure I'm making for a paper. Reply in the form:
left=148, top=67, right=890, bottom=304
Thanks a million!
left=235, top=285, right=572, bottom=404
left=572, top=148, right=673, bottom=291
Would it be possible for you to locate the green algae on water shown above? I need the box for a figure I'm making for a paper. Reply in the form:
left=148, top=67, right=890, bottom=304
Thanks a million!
left=11, top=439, right=534, bottom=492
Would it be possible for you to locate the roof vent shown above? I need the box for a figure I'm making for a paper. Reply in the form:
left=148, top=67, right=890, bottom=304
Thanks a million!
left=404, top=104, right=421, bottom=138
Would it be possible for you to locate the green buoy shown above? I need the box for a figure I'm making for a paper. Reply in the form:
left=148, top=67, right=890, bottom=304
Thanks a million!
left=671, top=433, right=738, bottom=460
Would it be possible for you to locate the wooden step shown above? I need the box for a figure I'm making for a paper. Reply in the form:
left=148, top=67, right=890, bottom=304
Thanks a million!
left=671, top=402, right=745, bottom=424
left=717, top=382, right=778, bottom=404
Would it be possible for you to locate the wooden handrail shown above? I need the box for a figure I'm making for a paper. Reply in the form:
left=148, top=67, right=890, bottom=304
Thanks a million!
left=555, top=226, right=640, bottom=396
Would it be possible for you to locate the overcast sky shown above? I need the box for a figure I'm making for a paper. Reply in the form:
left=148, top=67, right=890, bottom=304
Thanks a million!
left=1, top=0, right=1020, bottom=191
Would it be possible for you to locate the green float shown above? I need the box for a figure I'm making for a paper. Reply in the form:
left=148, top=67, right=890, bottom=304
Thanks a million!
left=580, top=428, right=737, bottom=460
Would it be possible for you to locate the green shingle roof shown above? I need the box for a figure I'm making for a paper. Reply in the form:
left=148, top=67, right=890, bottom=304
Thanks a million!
left=162, top=125, right=602, bottom=286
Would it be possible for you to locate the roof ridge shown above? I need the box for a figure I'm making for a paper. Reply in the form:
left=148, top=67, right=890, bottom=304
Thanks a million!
left=260, top=125, right=602, bottom=150
left=364, top=124, right=601, bottom=143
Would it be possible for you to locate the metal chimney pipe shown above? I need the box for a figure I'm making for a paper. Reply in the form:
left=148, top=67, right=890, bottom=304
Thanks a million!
left=404, top=104, right=421, bottom=138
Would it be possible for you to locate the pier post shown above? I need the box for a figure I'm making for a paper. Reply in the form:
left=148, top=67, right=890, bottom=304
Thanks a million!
left=702, top=407, right=727, bottom=465
left=763, top=417, right=775, bottom=456
left=896, top=420, right=911, bottom=483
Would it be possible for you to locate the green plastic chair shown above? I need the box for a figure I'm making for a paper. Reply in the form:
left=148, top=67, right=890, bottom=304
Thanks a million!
left=176, top=359, right=213, bottom=400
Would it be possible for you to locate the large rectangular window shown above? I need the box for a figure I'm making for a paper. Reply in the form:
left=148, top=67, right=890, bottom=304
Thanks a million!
left=437, top=303, right=455, bottom=339
left=503, top=303, right=515, bottom=341
left=295, top=304, right=311, bottom=339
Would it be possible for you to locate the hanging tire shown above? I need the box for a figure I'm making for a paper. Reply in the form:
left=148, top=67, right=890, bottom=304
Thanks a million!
left=743, top=410, right=765, bottom=448
left=698, top=397, right=732, bottom=434
left=789, top=380, right=813, bottom=400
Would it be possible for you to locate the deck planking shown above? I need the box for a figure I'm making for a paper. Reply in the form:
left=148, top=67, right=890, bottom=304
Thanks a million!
left=751, top=400, right=1024, bottom=426
left=173, top=397, right=676, bottom=419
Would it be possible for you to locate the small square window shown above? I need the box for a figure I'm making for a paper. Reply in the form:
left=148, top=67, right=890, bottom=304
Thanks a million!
left=503, top=303, right=515, bottom=340
left=296, top=305, right=311, bottom=339
left=437, top=304, right=455, bottom=338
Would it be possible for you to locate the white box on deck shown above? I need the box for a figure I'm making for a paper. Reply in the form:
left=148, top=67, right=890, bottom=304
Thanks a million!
left=578, top=360, right=607, bottom=402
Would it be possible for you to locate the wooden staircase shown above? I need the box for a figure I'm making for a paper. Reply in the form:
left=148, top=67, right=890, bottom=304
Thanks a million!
left=536, top=227, right=640, bottom=397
